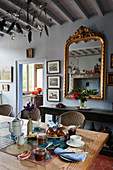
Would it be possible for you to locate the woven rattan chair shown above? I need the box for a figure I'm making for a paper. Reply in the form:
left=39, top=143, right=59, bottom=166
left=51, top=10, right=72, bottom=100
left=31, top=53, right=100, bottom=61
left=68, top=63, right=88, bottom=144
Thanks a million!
left=57, top=111, right=85, bottom=128
left=0, top=104, right=13, bottom=116
left=21, top=107, right=40, bottom=121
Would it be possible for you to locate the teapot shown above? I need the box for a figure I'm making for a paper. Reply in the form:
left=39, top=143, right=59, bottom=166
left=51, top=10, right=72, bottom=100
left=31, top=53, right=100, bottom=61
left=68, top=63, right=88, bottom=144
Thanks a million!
left=9, top=117, right=24, bottom=136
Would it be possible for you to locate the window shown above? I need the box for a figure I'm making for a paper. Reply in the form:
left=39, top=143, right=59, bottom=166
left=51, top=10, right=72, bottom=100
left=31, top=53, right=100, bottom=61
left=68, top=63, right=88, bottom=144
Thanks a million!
left=29, top=64, right=34, bottom=91
left=23, top=64, right=43, bottom=93
left=23, top=64, right=27, bottom=91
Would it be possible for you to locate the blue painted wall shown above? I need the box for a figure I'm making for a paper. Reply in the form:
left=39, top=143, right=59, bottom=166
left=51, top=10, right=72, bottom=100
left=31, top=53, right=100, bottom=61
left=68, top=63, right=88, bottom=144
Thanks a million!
left=0, top=13, right=113, bottom=115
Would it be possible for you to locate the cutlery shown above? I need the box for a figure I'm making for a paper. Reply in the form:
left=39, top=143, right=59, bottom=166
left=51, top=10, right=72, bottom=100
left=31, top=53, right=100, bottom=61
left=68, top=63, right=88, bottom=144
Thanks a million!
left=44, top=141, right=53, bottom=149
left=53, top=143, right=61, bottom=147
left=58, top=151, right=88, bottom=155
left=60, top=155, right=79, bottom=162
left=58, top=152, right=75, bottom=154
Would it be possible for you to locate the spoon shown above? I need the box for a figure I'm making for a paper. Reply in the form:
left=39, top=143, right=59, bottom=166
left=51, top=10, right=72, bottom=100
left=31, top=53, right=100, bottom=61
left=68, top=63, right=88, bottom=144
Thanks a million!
left=44, top=141, right=53, bottom=149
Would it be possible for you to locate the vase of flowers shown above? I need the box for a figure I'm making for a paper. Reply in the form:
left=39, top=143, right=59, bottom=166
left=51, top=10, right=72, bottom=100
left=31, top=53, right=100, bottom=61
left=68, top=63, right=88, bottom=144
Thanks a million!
left=24, top=102, right=35, bottom=135
left=79, top=100, right=85, bottom=108
left=70, top=88, right=98, bottom=108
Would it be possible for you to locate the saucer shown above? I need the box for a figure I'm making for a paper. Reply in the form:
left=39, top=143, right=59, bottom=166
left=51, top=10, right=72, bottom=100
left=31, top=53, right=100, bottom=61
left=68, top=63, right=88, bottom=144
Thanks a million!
left=33, top=123, right=42, bottom=128
left=18, top=150, right=31, bottom=160
left=66, top=140, right=85, bottom=147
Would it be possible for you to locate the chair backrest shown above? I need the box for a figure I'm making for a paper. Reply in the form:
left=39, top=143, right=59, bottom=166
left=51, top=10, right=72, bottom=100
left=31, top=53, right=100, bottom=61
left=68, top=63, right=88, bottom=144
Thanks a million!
left=21, top=107, right=40, bottom=121
left=59, top=111, right=85, bottom=128
left=0, top=104, right=13, bottom=116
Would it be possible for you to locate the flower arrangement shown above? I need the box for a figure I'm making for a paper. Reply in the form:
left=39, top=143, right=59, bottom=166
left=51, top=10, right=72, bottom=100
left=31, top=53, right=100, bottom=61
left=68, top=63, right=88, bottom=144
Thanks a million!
left=24, top=102, right=35, bottom=118
left=70, top=88, right=98, bottom=106
left=35, top=87, right=42, bottom=94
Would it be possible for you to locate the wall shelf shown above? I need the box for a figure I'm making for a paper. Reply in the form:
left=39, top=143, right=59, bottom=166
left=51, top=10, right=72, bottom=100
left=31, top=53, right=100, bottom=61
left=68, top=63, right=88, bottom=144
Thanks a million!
left=71, top=73, right=100, bottom=79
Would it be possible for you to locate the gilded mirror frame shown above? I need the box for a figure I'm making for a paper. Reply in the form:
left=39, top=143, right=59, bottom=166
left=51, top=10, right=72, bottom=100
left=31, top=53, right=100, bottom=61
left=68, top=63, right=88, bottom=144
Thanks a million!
left=64, top=26, right=106, bottom=100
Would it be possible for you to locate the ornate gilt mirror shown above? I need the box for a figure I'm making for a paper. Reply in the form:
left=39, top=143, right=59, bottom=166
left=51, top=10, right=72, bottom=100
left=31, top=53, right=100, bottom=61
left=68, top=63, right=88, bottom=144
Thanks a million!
left=64, top=26, right=106, bottom=100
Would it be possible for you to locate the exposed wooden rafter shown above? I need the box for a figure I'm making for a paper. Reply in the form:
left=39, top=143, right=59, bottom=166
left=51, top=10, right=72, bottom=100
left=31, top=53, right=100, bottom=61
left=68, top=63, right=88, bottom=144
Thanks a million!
left=52, top=0, right=75, bottom=22
left=32, top=0, right=62, bottom=25
left=73, top=0, right=89, bottom=19
left=0, top=4, right=37, bottom=32
left=90, top=0, right=103, bottom=16
left=7, top=0, right=51, bottom=27
left=0, top=32, right=4, bottom=37
left=0, top=30, right=11, bottom=36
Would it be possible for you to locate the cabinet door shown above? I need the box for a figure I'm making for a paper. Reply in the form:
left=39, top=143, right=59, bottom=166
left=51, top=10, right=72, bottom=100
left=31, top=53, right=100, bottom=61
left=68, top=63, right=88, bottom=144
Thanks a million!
left=36, top=96, right=43, bottom=108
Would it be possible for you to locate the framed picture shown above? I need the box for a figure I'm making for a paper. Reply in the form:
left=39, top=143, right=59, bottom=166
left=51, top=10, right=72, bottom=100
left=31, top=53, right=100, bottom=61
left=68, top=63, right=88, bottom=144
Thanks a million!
left=47, top=89, right=60, bottom=102
left=47, top=60, right=60, bottom=74
left=47, top=76, right=61, bottom=88
left=26, top=49, right=33, bottom=58
left=2, top=84, right=9, bottom=91
left=110, top=54, right=113, bottom=68
left=0, top=66, right=13, bottom=82
left=107, top=72, right=113, bottom=86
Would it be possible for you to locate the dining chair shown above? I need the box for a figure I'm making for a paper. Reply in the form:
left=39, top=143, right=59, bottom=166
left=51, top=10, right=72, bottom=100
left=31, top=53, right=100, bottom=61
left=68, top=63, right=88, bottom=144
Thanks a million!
left=0, top=104, right=13, bottom=116
left=57, top=111, right=85, bottom=128
left=21, top=107, right=40, bottom=121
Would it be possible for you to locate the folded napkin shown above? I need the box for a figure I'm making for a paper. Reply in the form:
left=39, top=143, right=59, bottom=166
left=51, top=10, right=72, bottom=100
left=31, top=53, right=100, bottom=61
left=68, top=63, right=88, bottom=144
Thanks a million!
left=54, top=148, right=87, bottom=162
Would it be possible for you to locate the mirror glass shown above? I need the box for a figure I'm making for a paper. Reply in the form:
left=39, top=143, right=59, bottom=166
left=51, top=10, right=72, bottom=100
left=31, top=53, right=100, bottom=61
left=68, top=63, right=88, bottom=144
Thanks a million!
left=64, top=26, right=106, bottom=100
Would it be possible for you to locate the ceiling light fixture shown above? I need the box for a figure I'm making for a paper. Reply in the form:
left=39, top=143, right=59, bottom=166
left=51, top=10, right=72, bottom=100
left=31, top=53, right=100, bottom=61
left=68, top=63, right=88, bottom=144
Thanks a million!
left=11, top=32, right=15, bottom=40
left=0, top=0, right=50, bottom=43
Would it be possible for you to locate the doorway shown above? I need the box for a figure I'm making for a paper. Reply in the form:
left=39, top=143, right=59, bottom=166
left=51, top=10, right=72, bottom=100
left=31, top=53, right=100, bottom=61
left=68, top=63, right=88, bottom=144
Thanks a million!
left=19, top=63, right=43, bottom=113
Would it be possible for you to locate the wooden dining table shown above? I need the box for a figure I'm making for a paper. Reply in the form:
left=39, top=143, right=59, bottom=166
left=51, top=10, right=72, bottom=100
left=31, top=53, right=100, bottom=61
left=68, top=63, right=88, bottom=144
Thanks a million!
left=0, top=115, right=109, bottom=170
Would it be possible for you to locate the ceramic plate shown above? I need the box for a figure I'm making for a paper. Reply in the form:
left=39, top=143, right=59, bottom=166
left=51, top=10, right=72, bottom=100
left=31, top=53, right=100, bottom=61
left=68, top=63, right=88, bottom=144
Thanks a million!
left=47, top=135, right=61, bottom=139
left=66, top=140, right=85, bottom=147
left=33, top=124, right=42, bottom=128
left=18, top=154, right=31, bottom=160
left=18, top=150, right=31, bottom=160
left=27, top=136, right=37, bottom=140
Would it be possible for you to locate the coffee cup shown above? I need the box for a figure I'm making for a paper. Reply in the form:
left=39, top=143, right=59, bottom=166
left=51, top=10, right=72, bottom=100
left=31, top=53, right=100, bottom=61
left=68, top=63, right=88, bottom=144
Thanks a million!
left=70, top=135, right=82, bottom=145
left=17, top=133, right=24, bottom=146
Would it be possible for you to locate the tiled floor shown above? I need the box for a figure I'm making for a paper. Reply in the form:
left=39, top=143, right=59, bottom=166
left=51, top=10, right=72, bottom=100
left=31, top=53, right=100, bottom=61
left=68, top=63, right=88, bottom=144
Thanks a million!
left=89, top=154, right=113, bottom=170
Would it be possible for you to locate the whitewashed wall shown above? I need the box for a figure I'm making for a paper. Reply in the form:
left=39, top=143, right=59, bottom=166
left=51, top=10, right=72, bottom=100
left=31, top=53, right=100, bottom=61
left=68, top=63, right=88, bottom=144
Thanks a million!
left=0, top=13, right=113, bottom=116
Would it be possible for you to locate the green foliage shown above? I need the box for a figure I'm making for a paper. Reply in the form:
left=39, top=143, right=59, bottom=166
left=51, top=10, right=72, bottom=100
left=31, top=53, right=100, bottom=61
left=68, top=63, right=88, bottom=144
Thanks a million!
left=70, top=88, right=98, bottom=102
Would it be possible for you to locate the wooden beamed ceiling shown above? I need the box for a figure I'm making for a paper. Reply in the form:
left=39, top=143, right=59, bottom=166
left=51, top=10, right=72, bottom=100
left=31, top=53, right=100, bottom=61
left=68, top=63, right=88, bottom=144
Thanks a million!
left=0, top=0, right=113, bottom=37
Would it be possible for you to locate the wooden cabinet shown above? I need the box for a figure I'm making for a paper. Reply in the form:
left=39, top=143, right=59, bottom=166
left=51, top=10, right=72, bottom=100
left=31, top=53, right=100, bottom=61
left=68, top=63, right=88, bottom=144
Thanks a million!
left=35, top=95, right=43, bottom=108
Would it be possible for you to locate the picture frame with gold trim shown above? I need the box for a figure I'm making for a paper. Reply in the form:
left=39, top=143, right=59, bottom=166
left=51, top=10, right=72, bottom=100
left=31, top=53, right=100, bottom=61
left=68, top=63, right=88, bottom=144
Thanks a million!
left=107, top=72, right=113, bottom=86
left=2, top=84, right=9, bottom=91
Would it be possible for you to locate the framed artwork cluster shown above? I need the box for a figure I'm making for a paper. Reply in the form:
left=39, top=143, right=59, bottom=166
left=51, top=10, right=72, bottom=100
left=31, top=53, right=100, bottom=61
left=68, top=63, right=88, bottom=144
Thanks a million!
left=0, top=66, right=13, bottom=82
left=0, top=66, right=13, bottom=92
left=47, top=60, right=61, bottom=102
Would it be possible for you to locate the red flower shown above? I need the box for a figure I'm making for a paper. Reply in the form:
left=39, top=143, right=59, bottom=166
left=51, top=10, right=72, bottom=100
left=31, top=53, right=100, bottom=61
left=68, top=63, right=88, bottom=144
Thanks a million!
left=76, top=92, right=79, bottom=96
left=73, top=93, right=77, bottom=100
left=73, top=92, right=79, bottom=100
left=35, top=88, right=42, bottom=92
